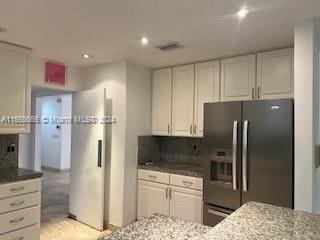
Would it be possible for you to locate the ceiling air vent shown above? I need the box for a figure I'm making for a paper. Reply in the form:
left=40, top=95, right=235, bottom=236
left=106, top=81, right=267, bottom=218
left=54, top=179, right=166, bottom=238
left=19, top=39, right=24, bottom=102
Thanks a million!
left=156, top=42, right=184, bottom=52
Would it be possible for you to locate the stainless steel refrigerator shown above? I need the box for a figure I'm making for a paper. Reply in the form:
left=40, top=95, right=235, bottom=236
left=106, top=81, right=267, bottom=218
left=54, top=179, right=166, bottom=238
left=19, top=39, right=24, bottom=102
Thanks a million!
left=203, top=99, right=294, bottom=226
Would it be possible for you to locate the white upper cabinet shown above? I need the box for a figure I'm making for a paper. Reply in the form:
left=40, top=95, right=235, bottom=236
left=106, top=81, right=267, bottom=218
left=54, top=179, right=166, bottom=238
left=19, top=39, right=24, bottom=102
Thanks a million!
left=194, top=61, right=220, bottom=137
left=0, top=42, right=30, bottom=134
left=257, top=48, right=293, bottom=99
left=172, top=64, right=194, bottom=137
left=221, top=54, right=256, bottom=102
left=152, top=68, right=172, bottom=136
left=151, top=48, right=294, bottom=137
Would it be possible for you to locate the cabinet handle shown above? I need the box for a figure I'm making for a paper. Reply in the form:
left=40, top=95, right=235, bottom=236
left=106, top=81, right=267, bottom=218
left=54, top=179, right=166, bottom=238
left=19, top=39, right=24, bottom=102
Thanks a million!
left=10, top=201, right=25, bottom=207
left=10, top=186, right=25, bottom=192
left=148, top=175, right=157, bottom=180
left=165, top=188, right=168, bottom=199
left=169, top=188, right=172, bottom=200
left=257, top=87, right=261, bottom=99
left=193, top=125, right=197, bottom=135
left=190, top=124, right=193, bottom=135
left=251, top=88, right=255, bottom=100
left=167, top=124, right=170, bottom=134
left=182, top=180, right=193, bottom=186
left=9, top=217, right=24, bottom=224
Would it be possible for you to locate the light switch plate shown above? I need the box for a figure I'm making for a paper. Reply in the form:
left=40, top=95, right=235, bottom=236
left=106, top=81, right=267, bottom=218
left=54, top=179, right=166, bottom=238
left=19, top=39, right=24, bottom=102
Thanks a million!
left=315, top=145, right=320, bottom=169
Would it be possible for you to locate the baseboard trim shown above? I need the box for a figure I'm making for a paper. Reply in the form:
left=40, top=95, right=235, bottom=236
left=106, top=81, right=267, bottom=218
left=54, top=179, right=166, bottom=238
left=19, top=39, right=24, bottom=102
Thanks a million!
left=41, top=166, right=70, bottom=172
left=107, top=224, right=120, bottom=232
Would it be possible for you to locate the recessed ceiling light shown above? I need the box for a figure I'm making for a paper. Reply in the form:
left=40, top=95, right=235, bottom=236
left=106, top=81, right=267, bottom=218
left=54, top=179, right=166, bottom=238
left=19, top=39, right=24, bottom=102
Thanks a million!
left=141, top=37, right=149, bottom=45
left=237, top=7, right=250, bottom=19
left=81, top=54, right=91, bottom=59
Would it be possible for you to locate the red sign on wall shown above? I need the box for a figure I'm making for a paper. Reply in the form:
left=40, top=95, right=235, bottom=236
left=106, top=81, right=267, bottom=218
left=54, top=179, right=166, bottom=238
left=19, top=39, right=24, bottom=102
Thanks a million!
left=45, top=62, right=66, bottom=86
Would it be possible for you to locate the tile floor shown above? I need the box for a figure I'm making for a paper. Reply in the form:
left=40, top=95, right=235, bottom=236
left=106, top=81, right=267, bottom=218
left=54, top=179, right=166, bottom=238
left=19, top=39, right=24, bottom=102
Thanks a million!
left=40, top=169, right=112, bottom=240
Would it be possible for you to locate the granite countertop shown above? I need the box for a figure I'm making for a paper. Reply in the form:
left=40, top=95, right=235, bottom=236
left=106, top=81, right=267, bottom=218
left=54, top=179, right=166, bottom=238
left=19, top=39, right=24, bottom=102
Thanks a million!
left=138, top=162, right=203, bottom=178
left=99, top=214, right=211, bottom=240
left=99, top=202, right=320, bottom=240
left=0, top=168, right=43, bottom=184
left=200, top=202, right=320, bottom=240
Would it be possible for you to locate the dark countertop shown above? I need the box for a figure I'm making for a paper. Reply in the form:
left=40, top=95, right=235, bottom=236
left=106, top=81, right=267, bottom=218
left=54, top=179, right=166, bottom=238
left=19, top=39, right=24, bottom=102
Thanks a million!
left=138, top=162, right=203, bottom=178
left=99, top=214, right=211, bottom=240
left=0, top=168, right=43, bottom=184
left=100, top=202, right=320, bottom=240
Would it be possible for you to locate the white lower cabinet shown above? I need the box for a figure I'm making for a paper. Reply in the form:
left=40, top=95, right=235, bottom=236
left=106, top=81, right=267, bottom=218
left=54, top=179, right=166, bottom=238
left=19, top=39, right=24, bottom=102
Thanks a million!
left=137, top=170, right=203, bottom=224
left=170, top=186, right=202, bottom=224
left=0, top=224, right=39, bottom=240
left=0, top=179, right=41, bottom=240
left=137, top=180, right=170, bottom=218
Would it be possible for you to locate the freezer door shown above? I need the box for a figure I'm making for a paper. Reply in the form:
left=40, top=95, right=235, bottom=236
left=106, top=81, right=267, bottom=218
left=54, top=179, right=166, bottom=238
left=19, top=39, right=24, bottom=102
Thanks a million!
left=242, top=99, right=293, bottom=208
left=203, top=102, right=242, bottom=210
left=203, top=204, right=232, bottom=227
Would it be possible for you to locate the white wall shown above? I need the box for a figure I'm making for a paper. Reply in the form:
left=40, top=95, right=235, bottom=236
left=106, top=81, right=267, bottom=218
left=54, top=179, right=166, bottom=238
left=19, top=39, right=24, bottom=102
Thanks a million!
left=294, top=18, right=320, bottom=213
left=41, top=96, right=63, bottom=169
left=19, top=56, right=81, bottom=170
left=81, top=61, right=127, bottom=227
left=123, top=61, right=151, bottom=226
left=28, top=57, right=82, bottom=91
left=60, top=94, right=72, bottom=170
left=81, top=60, right=151, bottom=227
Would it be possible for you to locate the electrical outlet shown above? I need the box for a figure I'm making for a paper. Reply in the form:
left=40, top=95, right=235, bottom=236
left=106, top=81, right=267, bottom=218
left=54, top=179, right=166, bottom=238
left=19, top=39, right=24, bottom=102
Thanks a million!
left=315, top=145, right=320, bottom=169
left=11, top=144, right=15, bottom=153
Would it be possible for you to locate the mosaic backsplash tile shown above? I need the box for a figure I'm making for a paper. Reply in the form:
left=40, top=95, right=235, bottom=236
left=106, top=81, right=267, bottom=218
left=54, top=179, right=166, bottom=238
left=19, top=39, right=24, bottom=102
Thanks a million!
left=0, top=135, right=19, bottom=169
left=138, top=136, right=204, bottom=166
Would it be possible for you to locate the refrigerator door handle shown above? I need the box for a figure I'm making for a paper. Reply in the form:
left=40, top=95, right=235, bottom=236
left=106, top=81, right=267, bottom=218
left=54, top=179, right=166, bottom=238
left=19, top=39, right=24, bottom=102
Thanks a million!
left=242, top=120, right=249, bottom=192
left=232, top=121, right=238, bottom=191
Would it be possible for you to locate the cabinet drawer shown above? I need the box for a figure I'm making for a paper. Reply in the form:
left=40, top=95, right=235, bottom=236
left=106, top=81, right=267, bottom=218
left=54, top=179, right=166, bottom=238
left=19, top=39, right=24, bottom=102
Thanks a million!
left=0, top=206, right=40, bottom=235
left=0, top=179, right=41, bottom=199
left=170, top=174, right=203, bottom=190
left=0, top=192, right=40, bottom=214
left=0, top=224, right=40, bottom=240
left=138, top=170, right=170, bottom=184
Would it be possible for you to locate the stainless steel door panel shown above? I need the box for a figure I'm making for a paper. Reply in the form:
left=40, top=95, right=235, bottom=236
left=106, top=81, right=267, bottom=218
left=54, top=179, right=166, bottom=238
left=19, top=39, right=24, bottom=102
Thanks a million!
left=241, top=99, right=294, bottom=208
left=203, top=102, right=242, bottom=210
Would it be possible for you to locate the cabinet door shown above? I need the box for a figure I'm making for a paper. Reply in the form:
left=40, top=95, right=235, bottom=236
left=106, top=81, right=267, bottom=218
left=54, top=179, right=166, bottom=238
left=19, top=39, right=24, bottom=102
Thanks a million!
left=221, top=54, right=256, bottom=102
left=152, top=68, right=172, bottom=136
left=194, top=61, right=220, bottom=137
left=137, top=180, right=169, bottom=219
left=170, top=186, right=203, bottom=224
left=172, top=64, right=194, bottom=137
left=257, top=48, right=293, bottom=99
left=0, top=44, right=30, bottom=133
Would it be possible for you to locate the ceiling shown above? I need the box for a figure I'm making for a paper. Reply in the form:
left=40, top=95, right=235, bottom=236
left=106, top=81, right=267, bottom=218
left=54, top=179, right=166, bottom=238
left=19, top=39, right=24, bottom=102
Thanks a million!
left=0, top=0, right=320, bottom=68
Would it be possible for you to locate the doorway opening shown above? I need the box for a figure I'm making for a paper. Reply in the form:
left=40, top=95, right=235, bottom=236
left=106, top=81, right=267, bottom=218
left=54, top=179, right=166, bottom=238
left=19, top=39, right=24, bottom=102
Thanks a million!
left=26, top=86, right=111, bottom=240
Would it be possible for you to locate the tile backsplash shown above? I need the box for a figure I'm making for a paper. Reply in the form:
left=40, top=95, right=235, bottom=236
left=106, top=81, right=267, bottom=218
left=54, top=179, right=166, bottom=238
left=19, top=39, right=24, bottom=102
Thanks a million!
left=138, top=136, right=204, bottom=166
left=0, top=135, right=19, bottom=169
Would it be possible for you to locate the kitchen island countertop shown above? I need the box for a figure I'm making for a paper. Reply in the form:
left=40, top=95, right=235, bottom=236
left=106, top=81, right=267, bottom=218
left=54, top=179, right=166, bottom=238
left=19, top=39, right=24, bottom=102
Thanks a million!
left=99, top=214, right=211, bottom=240
left=100, top=202, right=320, bottom=240
left=201, top=201, right=320, bottom=240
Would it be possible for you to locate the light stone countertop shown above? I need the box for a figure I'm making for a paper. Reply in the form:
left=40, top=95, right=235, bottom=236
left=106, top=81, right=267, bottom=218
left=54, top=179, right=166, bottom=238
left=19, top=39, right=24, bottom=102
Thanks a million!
left=200, top=202, right=320, bottom=240
left=138, top=162, right=203, bottom=178
left=100, top=202, right=320, bottom=240
left=99, top=214, right=211, bottom=240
